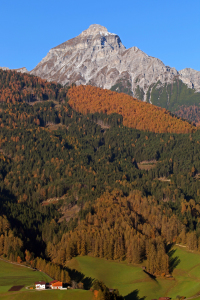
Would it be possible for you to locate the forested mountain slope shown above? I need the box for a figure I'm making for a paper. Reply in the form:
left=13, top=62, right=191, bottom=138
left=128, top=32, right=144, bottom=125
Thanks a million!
left=0, top=69, right=200, bottom=279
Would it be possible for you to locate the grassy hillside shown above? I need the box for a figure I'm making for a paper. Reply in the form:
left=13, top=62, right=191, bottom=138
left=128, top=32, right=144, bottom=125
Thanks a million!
left=0, top=260, right=93, bottom=300
left=65, top=246, right=200, bottom=300
left=0, top=260, right=51, bottom=293
left=148, top=79, right=200, bottom=112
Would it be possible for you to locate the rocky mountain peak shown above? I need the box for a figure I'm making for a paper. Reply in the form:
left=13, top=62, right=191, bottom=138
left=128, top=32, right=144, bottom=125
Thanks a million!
left=80, top=24, right=109, bottom=36
left=52, top=24, right=125, bottom=53
left=30, top=24, right=200, bottom=99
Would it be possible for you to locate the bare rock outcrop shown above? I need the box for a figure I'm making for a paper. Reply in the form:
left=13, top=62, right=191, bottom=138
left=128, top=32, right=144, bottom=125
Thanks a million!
left=179, top=68, right=200, bottom=92
left=0, top=66, right=28, bottom=73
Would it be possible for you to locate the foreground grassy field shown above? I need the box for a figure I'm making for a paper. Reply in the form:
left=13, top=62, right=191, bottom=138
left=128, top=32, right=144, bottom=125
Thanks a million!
left=0, top=259, right=52, bottom=293
left=0, top=259, right=93, bottom=300
left=0, top=290, right=93, bottom=300
left=66, top=246, right=200, bottom=300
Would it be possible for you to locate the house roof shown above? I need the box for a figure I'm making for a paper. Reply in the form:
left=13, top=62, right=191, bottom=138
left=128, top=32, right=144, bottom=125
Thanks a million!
left=35, top=281, right=46, bottom=285
left=50, top=280, right=58, bottom=285
left=52, top=281, right=63, bottom=287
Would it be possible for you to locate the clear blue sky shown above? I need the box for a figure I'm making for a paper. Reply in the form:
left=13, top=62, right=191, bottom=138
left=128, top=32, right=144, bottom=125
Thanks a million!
left=0, top=0, right=200, bottom=72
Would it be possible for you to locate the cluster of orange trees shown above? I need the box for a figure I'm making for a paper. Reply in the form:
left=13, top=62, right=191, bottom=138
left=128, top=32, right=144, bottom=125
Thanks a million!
left=68, top=85, right=196, bottom=134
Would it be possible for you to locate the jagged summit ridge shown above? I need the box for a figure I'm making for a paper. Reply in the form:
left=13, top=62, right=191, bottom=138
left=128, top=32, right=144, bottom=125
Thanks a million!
left=80, top=24, right=114, bottom=36
left=51, top=24, right=125, bottom=53
left=30, top=24, right=200, bottom=98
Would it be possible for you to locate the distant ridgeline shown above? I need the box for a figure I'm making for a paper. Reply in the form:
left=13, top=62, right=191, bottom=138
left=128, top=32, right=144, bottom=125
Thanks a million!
left=1, top=69, right=200, bottom=279
left=111, top=77, right=200, bottom=125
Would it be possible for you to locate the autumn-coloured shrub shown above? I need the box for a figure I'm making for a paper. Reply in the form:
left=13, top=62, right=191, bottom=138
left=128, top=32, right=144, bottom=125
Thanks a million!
left=68, top=85, right=196, bottom=134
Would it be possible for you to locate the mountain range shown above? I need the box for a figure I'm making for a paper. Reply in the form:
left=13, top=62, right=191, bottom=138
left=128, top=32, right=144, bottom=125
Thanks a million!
left=2, top=24, right=200, bottom=122
left=30, top=24, right=200, bottom=96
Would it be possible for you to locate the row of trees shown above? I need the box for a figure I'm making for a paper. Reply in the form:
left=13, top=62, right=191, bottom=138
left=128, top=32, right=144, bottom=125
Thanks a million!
left=32, top=257, right=71, bottom=283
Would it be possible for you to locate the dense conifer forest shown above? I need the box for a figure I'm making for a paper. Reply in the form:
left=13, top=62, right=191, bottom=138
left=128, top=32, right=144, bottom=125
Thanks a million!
left=1, top=69, right=200, bottom=287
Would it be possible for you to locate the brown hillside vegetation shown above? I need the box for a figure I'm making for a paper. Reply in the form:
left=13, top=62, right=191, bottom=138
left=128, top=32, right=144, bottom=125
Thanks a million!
left=68, top=85, right=196, bottom=134
left=175, top=105, right=200, bottom=126
left=0, top=69, right=66, bottom=104
left=47, top=189, right=184, bottom=275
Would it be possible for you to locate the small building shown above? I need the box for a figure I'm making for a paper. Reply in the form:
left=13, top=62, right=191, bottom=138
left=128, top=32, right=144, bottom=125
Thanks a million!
left=49, top=280, right=58, bottom=289
left=35, top=281, right=46, bottom=289
left=51, top=281, right=63, bottom=289
left=45, top=282, right=51, bottom=289
left=49, top=280, right=58, bottom=285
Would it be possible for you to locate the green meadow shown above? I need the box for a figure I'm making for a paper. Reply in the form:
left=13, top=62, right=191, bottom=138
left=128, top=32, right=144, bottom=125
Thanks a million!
left=0, top=290, right=93, bottom=300
left=2, top=246, right=200, bottom=300
left=66, top=246, right=200, bottom=300
left=0, top=259, right=51, bottom=293
left=0, top=259, right=93, bottom=300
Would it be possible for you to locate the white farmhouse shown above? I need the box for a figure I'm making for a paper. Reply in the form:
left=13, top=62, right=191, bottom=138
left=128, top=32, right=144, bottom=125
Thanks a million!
left=35, top=281, right=46, bottom=289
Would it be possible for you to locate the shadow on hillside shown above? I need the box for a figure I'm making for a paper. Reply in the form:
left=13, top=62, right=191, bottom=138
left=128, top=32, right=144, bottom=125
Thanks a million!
left=169, top=251, right=181, bottom=273
left=166, top=243, right=181, bottom=273
left=125, top=289, right=146, bottom=300
left=143, top=270, right=158, bottom=282
left=64, top=266, right=94, bottom=289
left=82, top=276, right=94, bottom=290
left=0, top=188, right=47, bottom=257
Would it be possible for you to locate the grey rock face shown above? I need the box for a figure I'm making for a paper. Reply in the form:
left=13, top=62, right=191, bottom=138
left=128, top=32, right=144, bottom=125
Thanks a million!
left=15, top=67, right=28, bottom=73
left=0, top=66, right=28, bottom=73
left=30, top=24, right=200, bottom=100
left=0, top=67, right=10, bottom=71
left=179, top=68, right=200, bottom=92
